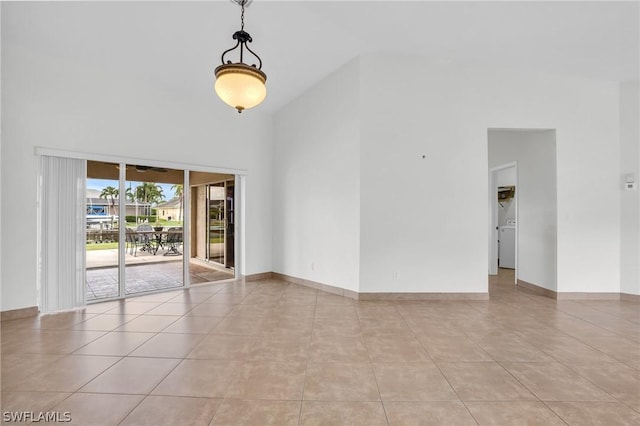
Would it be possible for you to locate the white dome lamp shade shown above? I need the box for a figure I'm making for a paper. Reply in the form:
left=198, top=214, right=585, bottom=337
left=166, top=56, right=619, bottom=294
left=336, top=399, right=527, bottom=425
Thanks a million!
left=215, top=62, right=266, bottom=113
left=214, top=0, right=267, bottom=113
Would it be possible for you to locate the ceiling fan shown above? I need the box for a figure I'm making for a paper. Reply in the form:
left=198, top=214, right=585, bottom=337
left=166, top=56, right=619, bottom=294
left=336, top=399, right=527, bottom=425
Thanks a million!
left=134, top=165, right=168, bottom=173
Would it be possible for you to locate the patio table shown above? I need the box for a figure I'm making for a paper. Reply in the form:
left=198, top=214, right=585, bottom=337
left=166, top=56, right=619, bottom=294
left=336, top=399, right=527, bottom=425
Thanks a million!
left=135, top=230, right=183, bottom=256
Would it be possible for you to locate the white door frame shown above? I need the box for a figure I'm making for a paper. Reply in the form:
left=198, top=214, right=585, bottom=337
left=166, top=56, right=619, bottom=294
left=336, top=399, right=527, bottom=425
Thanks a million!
left=488, top=162, right=518, bottom=283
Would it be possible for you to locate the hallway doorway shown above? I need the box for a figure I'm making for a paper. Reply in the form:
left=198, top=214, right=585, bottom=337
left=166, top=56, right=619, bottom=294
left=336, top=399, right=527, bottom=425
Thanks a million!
left=489, top=163, right=518, bottom=281
left=487, top=129, right=558, bottom=292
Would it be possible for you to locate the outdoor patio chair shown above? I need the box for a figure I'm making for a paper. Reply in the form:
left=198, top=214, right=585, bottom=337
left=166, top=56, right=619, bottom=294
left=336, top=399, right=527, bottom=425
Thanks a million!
left=164, top=228, right=183, bottom=256
left=125, top=228, right=144, bottom=256
left=135, top=224, right=157, bottom=254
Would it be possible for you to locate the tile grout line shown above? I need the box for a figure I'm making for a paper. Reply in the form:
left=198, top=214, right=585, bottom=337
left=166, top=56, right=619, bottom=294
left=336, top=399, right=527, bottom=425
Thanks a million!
left=461, top=290, right=574, bottom=424
left=395, top=302, right=480, bottom=425
left=357, top=301, right=393, bottom=426
left=549, top=356, right=640, bottom=412
left=492, top=359, right=572, bottom=425
left=298, top=284, right=318, bottom=426
left=205, top=281, right=266, bottom=425
left=91, top=283, right=238, bottom=424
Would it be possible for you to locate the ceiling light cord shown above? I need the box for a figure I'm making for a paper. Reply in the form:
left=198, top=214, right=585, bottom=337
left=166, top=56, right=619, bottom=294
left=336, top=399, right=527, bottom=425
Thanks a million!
left=240, top=1, right=245, bottom=31
left=218, top=0, right=262, bottom=69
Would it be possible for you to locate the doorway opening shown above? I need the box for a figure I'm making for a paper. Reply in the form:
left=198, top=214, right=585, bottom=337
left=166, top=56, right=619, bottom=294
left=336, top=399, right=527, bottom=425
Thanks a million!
left=487, top=128, right=558, bottom=293
left=489, top=163, right=518, bottom=282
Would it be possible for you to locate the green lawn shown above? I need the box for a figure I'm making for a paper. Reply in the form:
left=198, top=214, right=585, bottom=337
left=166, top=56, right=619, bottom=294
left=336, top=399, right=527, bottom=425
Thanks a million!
left=86, top=242, right=119, bottom=251
left=87, top=221, right=188, bottom=251
left=86, top=238, right=223, bottom=251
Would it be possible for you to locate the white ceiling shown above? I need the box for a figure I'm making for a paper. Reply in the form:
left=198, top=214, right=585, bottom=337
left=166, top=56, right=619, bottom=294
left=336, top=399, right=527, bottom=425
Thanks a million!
left=3, top=1, right=638, bottom=113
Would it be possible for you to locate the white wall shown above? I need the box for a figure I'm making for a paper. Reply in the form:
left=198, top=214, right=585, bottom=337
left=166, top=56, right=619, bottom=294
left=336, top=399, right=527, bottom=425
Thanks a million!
left=496, top=167, right=517, bottom=187
left=273, top=53, right=621, bottom=295
left=0, top=4, right=3, bottom=311
left=272, top=59, right=360, bottom=292
left=1, top=15, right=273, bottom=311
left=358, top=53, right=620, bottom=294
left=620, top=81, right=640, bottom=295
left=489, top=130, right=557, bottom=291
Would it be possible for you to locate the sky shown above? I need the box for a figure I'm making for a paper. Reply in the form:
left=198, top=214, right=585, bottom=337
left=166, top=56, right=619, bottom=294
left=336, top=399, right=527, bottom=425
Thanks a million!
left=87, top=179, right=177, bottom=201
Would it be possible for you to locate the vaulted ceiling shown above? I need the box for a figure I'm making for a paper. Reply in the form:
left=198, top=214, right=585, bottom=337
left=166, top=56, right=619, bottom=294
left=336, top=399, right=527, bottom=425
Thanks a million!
left=3, top=1, right=638, bottom=113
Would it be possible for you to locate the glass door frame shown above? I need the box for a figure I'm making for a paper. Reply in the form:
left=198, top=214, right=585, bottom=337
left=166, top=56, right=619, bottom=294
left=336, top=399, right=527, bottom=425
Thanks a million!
left=204, top=179, right=235, bottom=270
left=205, top=182, right=224, bottom=266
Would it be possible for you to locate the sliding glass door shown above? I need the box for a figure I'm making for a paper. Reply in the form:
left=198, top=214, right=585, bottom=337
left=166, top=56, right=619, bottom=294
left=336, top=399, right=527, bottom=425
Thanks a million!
left=85, top=161, right=186, bottom=302
left=207, top=183, right=225, bottom=264
left=225, top=181, right=235, bottom=269
left=206, top=180, right=234, bottom=269
left=124, top=164, right=185, bottom=296
left=84, top=161, right=241, bottom=304
left=85, top=161, right=121, bottom=301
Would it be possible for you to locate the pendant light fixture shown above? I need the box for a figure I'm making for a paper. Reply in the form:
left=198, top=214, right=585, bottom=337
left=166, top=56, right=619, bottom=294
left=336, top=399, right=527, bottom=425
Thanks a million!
left=214, top=0, right=266, bottom=113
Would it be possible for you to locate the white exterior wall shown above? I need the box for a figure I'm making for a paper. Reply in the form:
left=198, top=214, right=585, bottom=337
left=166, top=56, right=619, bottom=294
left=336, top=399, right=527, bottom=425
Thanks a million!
left=273, top=59, right=360, bottom=292
left=620, top=81, right=640, bottom=296
left=1, top=22, right=273, bottom=311
left=489, top=130, right=557, bottom=292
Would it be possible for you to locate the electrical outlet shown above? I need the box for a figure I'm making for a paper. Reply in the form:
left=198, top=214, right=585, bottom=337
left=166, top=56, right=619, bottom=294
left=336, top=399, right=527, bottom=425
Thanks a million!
left=624, top=174, right=636, bottom=190
left=311, top=262, right=315, bottom=271
left=393, top=271, right=399, bottom=280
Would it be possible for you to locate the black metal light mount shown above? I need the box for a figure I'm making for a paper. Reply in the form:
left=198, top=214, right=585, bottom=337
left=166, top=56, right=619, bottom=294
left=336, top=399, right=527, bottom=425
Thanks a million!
left=220, top=29, right=263, bottom=71
left=214, top=0, right=267, bottom=113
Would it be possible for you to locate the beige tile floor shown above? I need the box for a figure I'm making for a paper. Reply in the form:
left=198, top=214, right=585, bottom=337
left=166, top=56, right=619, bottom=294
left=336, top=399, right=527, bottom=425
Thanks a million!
left=1, top=269, right=639, bottom=425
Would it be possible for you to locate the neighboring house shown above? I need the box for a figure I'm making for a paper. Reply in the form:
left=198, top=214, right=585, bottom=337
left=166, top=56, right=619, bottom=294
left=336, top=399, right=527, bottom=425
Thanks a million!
left=86, top=193, right=152, bottom=220
left=86, top=198, right=110, bottom=216
left=156, top=199, right=182, bottom=221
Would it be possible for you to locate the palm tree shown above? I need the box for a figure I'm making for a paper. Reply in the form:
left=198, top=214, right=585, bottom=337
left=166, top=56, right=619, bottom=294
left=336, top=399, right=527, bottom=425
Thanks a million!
left=125, top=186, right=134, bottom=202
left=125, top=185, right=139, bottom=223
left=99, top=186, right=119, bottom=216
left=171, top=184, right=184, bottom=222
left=134, top=182, right=165, bottom=216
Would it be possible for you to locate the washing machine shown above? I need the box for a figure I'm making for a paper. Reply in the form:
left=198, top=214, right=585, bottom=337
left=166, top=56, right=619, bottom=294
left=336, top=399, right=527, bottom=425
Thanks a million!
left=498, top=225, right=516, bottom=269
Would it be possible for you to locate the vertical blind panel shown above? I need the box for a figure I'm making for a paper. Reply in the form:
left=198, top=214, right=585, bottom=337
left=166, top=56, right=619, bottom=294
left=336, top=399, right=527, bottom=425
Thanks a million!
left=38, top=156, right=86, bottom=313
